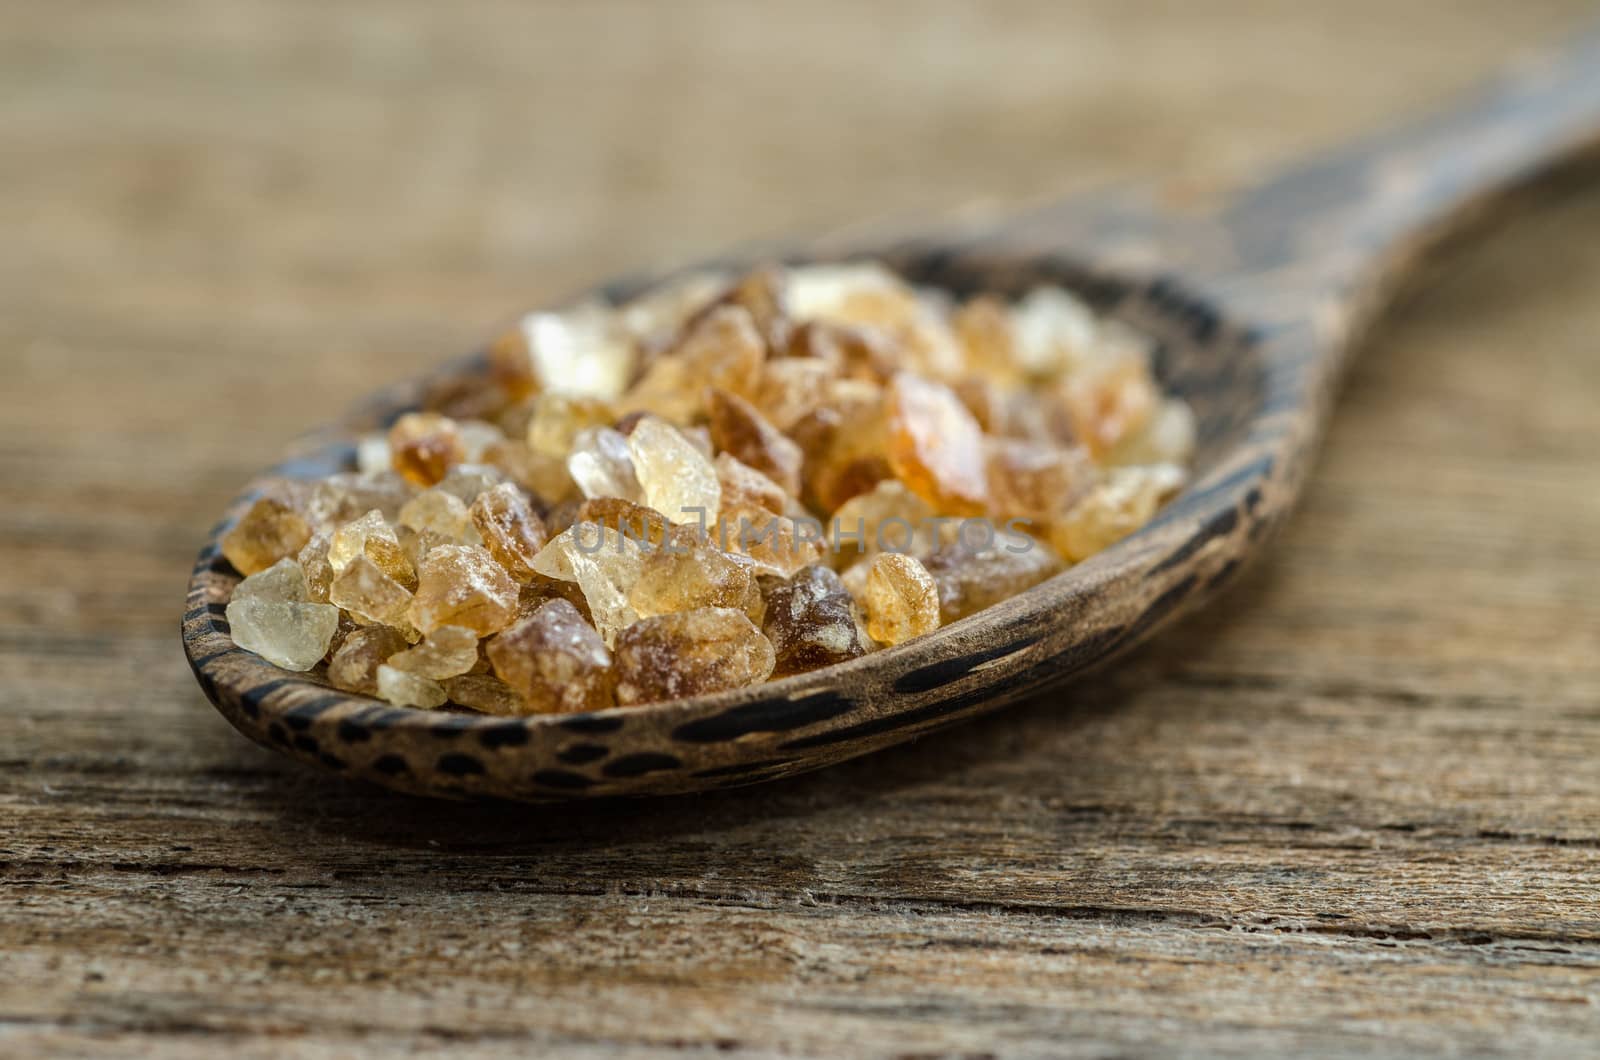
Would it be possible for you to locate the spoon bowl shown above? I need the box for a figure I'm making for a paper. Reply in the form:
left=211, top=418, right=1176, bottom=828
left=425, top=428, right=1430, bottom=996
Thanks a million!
left=185, top=252, right=1260, bottom=799
left=184, top=29, right=1600, bottom=799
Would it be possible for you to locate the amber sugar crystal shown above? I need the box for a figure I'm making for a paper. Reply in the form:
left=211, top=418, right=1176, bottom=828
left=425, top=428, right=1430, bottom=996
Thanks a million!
left=222, top=263, right=1191, bottom=713
left=862, top=552, right=941, bottom=646
left=469, top=482, right=548, bottom=582
left=408, top=544, right=519, bottom=637
left=221, top=496, right=312, bottom=577
left=884, top=372, right=990, bottom=516
left=707, top=388, right=803, bottom=497
left=388, top=412, right=468, bottom=487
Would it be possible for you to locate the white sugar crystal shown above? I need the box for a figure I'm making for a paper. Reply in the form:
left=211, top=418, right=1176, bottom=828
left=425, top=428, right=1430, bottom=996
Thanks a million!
left=567, top=427, right=644, bottom=503
left=515, top=301, right=633, bottom=401
left=226, top=596, right=340, bottom=671
left=355, top=433, right=392, bottom=476
left=376, top=664, right=447, bottom=708
left=626, top=416, right=721, bottom=525
left=232, top=557, right=310, bottom=603
left=1012, top=286, right=1098, bottom=378
left=529, top=523, right=647, bottom=646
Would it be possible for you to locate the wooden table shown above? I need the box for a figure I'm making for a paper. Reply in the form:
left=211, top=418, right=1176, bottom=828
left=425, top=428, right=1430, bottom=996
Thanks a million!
left=6, top=3, right=1600, bottom=1055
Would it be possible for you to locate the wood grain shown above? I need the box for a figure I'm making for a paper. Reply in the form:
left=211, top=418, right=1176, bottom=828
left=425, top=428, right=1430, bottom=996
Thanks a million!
left=6, top=1, right=1600, bottom=1055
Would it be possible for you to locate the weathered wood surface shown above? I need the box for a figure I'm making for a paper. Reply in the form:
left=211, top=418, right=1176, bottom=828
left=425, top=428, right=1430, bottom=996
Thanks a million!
left=5, top=2, right=1600, bottom=1055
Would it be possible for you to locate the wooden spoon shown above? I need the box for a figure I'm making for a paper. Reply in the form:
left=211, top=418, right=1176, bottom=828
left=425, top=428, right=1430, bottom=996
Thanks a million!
left=184, top=31, right=1600, bottom=800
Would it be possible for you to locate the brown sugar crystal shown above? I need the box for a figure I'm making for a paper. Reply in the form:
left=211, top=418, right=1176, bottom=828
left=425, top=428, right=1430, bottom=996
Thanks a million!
left=763, top=565, right=868, bottom=676
left=487, top=599, right=616, bottom=714
left=614, top=607, right=776, bottom=706
left=327, top=625, right=410, bottom=694
left=707, top=388, right=804, bottom=498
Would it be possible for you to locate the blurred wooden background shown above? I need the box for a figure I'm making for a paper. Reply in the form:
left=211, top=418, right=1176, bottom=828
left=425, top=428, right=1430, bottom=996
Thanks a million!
left=5, top=2, right=1600, bottom=1055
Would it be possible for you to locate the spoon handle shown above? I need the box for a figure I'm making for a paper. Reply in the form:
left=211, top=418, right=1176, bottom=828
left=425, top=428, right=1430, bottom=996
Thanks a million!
left=945, top=24, right=1600, bottom=632
left=1210, top=22, right=1600, bottom=332
left=981, top=24, right=1600, bottom=332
